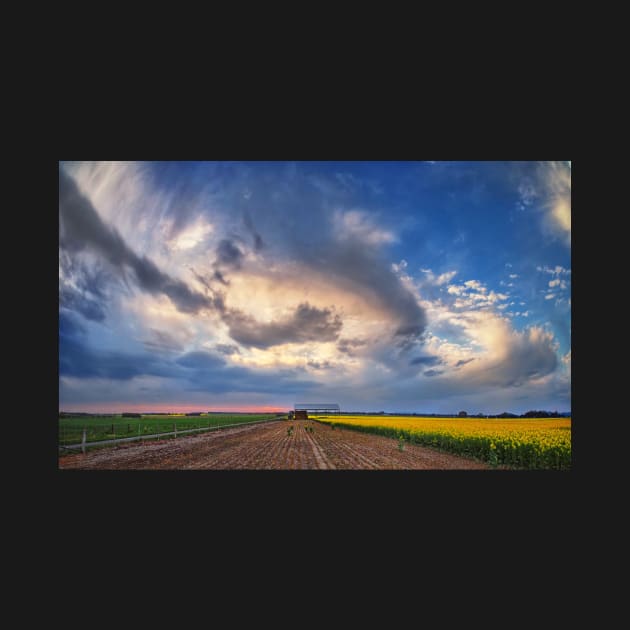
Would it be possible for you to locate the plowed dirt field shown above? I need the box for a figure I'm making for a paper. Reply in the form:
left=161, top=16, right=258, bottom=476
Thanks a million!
left=58, top=420, right=490, bottom=470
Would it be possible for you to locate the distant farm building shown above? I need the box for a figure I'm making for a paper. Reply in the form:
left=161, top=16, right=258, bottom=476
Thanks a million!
left=293, top=403, right=340, bottom=420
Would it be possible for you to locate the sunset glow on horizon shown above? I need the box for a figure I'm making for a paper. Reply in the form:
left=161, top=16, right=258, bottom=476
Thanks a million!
left=59, top=402, right=285, bottom=414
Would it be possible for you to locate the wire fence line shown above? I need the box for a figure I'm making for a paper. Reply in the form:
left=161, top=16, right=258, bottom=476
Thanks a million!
left=59, top=415, right=282, bottom=445
left=59, top=416, right=286, bottom=454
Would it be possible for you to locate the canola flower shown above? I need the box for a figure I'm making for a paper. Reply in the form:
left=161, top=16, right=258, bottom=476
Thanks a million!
left=313, top=416, right=571, bottom=470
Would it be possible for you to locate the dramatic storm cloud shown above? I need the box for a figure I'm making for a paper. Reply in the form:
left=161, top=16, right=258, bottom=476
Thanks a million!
left=225, top=302, right=343, bottom=349
left=59, top=161, right=571, bottom=414
left=59, top=167, right=213, bottom=314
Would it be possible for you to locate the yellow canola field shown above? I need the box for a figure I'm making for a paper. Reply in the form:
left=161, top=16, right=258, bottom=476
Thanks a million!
left=313, top=416, right=571, bottom=469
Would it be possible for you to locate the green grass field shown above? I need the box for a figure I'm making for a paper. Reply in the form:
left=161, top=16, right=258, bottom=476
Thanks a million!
left=59, top=413, right=280, bottom=446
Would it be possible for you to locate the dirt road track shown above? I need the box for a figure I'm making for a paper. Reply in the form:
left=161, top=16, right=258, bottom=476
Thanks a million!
left=59, top=420, right=490, bottom=470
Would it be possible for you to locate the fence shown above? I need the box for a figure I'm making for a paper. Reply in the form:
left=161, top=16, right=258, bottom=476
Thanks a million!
left=59, top=415, right=285, bottom=454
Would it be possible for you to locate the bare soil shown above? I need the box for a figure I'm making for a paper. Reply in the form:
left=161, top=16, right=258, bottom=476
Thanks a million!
left=58, top=420, right=490, bottom=470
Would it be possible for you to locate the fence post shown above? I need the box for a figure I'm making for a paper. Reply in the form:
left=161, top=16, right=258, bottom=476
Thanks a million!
left=174, top=422, right=177, bottom=438
left=81, top=428, right=86, bottom=455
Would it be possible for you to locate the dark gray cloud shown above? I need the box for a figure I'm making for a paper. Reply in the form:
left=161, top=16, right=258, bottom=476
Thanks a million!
left=213, top=270, right=229, bottom=286
left=307, top=360, right=333, bottom=370
left=423, top=369, right=444, bottom=377
left=59, top=252, right=114, bottom=322
left=208, top=238, right=246, bottom=288
left=170, top=351, right=319, bottom=395
left=215, top=344, right=241, bottom=356
left=60, top=338, right=318, bottom=396
left=302, top=240, right=427, bottom=349
left=484, top=338, right=557, bottom=387
left=455, top=358, right=475, bottom=368
left=215, top=239, right=244, bottom=269
left=59, top=337, right=172, bottom=381
left=337, top=338, right=368, bottom=356
left=410, top=355, right=441, bottom=366
left=59, top=287, right=106, bottom=322
left=142, top=329, right=183, bottom=354
left=189, top=267, right=214, bottom=293
left=449, top=331, right=558, bottom=389
left=177, top=355, right=319, bottom=395
left=59, top=252, right=113, bottom=300
left=59, top=167, right=213, bottom=314
left=224, top=302, right=343, bottom=349
left=59, top=310, right=86, bottom=339
left=244, top=212, right=265, bottom=251
left=175, top=351, right=225, bottom=370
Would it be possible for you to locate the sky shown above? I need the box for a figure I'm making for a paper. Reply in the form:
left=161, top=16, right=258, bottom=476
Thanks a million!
left=59, top=161, right=571, bottom=414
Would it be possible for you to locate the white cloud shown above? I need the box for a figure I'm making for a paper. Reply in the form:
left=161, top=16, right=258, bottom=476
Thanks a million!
left=168, top=217, right=214, bottom=251
left=545, top=293, right=555, bottom=300
left=447, top=284, right=466, bottom=296
left=538, top=265, right=567, bottom=274
left=418, top=268, right=457, bottom=287
left=509, top=274, right=519, bottom=279
left=464, top=279, right=482, bottom=290
left=333, top=209, right=396, bottom=245
left=418, top=295, right=560, bottom=391
left=519, top=162, right=570, bottom=247
left=541, top=162, right=571, bottom=246
left=488, top=291, right=509, bottom=302
left=445, top=280, right=509, bottom=311
left=435, top=271, right=457, bottom=285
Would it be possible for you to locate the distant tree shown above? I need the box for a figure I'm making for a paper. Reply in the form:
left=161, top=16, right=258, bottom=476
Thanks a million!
left=458, top=411, right=468, bottom=417
left=523, top=410, right=559, bottom=418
